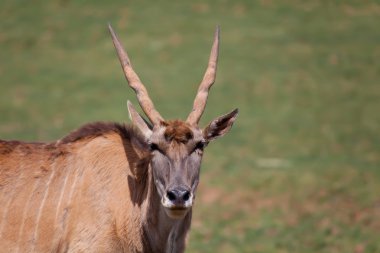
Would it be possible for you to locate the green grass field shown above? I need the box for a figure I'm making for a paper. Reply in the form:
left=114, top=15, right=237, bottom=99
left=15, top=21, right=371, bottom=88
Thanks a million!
left=1, top=1, right=380, bottom=252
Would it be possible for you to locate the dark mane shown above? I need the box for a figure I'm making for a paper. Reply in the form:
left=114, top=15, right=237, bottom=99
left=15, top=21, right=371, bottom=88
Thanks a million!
left=60, top=122, right=144, bottom=145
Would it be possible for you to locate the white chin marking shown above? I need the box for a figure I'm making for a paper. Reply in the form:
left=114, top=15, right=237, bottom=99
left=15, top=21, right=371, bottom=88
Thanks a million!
left=164, top=208, right=189, bottom=219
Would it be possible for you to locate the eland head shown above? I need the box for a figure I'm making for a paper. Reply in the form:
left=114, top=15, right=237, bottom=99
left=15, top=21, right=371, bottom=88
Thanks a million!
left=109, top=25, right=238, bottom=219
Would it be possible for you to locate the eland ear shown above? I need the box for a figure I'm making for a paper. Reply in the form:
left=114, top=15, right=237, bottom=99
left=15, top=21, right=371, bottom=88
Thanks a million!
left=203, top=109, right=238, bottom=142
left=127, top=101, right=152, bottom=138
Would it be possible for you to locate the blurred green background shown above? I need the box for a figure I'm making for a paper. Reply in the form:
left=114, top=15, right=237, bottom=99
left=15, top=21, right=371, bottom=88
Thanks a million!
left=1, top=0, right=379, bottom=252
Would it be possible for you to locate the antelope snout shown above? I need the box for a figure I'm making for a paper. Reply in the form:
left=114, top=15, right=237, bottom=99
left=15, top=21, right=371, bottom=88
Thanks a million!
left=166, top=188, right=191, bottom=206
left=162, top=186, right=193, bottom=208
left=162, top=186, right=193, bottom=219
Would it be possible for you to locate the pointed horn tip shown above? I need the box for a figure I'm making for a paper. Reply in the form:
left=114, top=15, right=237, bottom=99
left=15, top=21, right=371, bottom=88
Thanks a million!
left=127, top=100, right=135, bottom=120
left=230, top=108, right=239, bottom=117
left=107, top=23, right=119, bottom=42
left=108, top=25, right=117, bottom=40
left=215, top=25, right=220, bottom=37
left=108, top=23, right=114, bottom=33
left=127, top=100, right=134, bottom=109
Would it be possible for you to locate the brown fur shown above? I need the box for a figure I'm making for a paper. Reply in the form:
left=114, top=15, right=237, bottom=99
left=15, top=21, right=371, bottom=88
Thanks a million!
left=163, top=120, right=193, bottom=143
left=61, top=122, right=138, bottom=144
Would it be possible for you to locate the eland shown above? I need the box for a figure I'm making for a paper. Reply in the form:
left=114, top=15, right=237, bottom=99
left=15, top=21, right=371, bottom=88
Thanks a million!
left=0, top=25, right=238, bottom=253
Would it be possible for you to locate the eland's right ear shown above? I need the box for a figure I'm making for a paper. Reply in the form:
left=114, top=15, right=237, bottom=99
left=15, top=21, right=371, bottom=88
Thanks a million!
left=203, top=108, right=238, bottom=142
left=127, top=101, right=152, bottom=139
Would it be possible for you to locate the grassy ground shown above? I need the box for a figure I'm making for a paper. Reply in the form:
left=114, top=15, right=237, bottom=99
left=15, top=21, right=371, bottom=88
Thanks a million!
left=1, top=0, right=380, bottom=252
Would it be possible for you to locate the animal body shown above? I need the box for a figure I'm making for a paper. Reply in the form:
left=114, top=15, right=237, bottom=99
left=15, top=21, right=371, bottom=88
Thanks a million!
left=0, top=25, right=238, bottom=252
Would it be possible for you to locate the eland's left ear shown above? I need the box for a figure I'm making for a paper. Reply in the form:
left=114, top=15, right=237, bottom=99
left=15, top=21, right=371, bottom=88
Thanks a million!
left=203, top=108, right=239, bottom=142
left=127, top=101, right=153, bottom=139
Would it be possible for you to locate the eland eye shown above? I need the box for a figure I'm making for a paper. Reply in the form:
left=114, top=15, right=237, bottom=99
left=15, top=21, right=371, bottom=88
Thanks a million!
left=149, top=143, right=159, bottom=152
left=194, top=141, right=206, bottom=151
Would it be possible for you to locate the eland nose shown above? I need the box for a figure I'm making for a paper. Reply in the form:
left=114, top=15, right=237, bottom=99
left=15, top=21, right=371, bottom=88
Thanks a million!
left=166, top=189, right=191, bottom=205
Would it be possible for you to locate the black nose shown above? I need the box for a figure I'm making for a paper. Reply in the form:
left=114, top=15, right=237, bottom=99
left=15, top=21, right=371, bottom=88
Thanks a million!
left=166, top=189, right=191, bottom=204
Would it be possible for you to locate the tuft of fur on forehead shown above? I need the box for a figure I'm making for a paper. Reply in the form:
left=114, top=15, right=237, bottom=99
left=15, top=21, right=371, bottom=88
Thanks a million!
left=162, top=120, right=193, bottom=143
